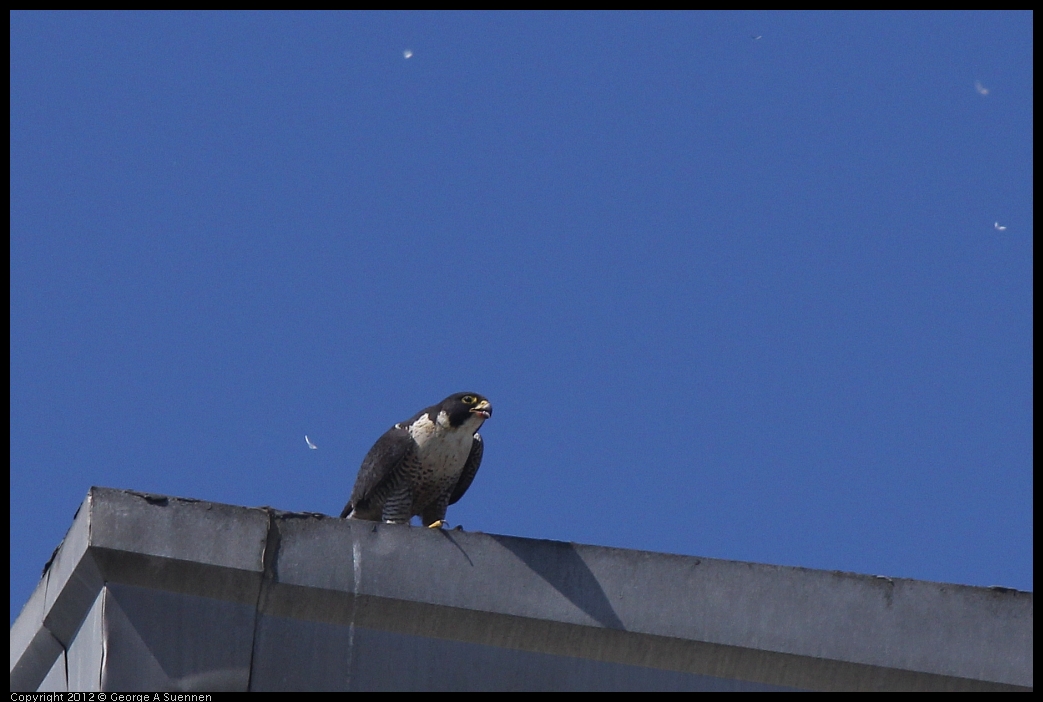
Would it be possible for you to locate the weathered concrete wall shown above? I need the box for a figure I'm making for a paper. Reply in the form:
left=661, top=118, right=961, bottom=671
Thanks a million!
left=10, top=487, right=1032, bottom=691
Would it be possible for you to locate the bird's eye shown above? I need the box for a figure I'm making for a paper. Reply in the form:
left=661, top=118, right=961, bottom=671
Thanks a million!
left=462, top=395, right=476, bottom=404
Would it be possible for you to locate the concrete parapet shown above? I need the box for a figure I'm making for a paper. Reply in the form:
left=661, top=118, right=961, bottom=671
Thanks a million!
left=10, top=487, right=1032, bottom=691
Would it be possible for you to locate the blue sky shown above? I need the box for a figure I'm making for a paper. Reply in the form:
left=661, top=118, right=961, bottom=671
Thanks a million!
left=10, top=11, right=1032, bottom=624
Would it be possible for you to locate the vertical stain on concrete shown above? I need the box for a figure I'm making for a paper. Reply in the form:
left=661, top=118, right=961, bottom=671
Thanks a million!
left=247, top=507, right=281, bottom=691
left=345, top=525, right=363, bottom=691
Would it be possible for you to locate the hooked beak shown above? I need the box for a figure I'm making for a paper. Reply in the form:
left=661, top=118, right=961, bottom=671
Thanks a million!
left=470, top=399, right=492, bottom=419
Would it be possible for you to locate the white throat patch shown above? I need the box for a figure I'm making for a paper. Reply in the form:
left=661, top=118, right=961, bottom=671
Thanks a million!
left=404, top=410, right=483, bottom=481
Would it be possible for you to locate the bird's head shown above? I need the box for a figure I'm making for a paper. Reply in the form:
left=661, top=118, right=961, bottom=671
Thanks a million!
left=440, top=392, right=492, bottom=428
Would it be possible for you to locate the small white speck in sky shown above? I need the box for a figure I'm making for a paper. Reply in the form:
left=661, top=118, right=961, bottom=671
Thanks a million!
left=305, top=435, right=318, bottom=449
left=751, top=35, right=762, bottom=40
left=994, top=222, right=1007, bottom=231
left=975, top=80, right=989, bottom=96
left=403, top=49, right=413, bottom=59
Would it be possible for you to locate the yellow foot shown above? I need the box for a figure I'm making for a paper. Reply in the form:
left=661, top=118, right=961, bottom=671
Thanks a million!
left=427, top=520, right=446, bottom=529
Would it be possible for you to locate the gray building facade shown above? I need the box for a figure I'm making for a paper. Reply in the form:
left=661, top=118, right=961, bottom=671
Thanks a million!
left=10, top=488, right=1032, bottom=691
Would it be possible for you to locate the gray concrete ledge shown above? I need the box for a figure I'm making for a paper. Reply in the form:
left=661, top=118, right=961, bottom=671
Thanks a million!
left=10, top=487, right=1032, bottom=691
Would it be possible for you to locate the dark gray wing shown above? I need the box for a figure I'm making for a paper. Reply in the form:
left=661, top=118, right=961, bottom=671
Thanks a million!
left=340, top=425, right=414, bottom=518
left=448, top=432, right=483, bottom=506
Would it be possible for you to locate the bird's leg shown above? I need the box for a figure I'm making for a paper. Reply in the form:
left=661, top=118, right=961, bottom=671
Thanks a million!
left=420, top=496, right=450, bottom=529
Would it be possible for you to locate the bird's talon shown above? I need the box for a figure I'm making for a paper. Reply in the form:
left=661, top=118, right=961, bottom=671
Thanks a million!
left=428, top=520, right=446, bottom=529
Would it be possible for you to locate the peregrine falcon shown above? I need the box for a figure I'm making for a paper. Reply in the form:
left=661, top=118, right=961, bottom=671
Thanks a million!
left=340, top=392, right=492, bottom=527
